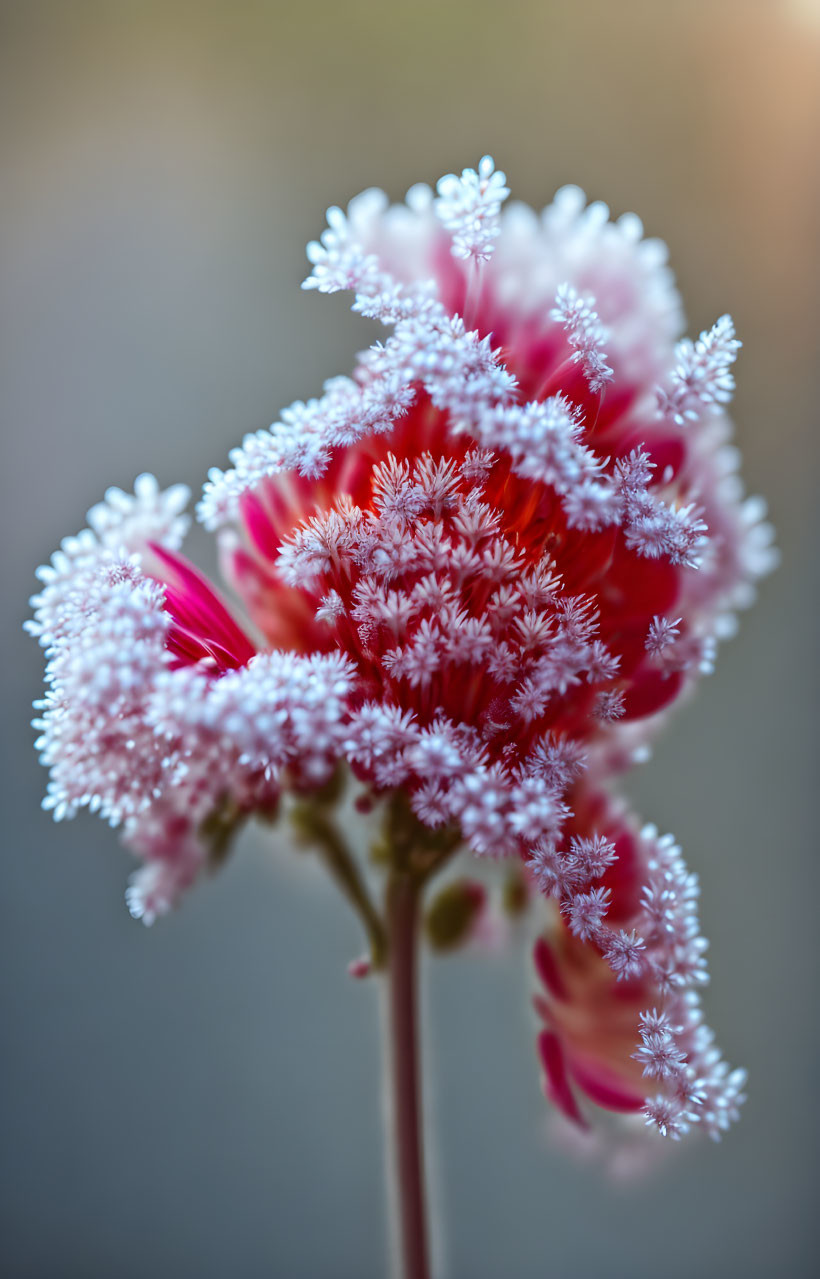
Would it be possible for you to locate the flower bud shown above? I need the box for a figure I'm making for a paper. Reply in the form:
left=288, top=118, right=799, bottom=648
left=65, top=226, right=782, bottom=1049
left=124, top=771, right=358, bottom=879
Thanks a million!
left=424, top=879, right=486, bottom=951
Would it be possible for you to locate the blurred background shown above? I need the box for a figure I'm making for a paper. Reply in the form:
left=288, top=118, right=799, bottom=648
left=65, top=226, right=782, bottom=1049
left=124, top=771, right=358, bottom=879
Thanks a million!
left=1, top=1, right=818, bottom=1276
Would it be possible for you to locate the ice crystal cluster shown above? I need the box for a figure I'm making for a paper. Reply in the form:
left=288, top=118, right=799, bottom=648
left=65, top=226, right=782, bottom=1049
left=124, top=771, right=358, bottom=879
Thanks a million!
left=30, top=158, right=774, bottom=1142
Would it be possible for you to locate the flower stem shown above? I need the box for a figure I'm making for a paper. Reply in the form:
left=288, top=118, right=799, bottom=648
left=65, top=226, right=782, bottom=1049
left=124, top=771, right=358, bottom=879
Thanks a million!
left=385, top=871, right=430, bottom=1279
left=291, top=801, right=387, bottom=969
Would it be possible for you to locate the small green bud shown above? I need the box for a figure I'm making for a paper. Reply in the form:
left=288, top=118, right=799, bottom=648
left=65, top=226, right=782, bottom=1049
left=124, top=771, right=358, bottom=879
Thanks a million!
left=424, top=879, right=486, bottom=951
left=501, top=868, right=529, bottom=917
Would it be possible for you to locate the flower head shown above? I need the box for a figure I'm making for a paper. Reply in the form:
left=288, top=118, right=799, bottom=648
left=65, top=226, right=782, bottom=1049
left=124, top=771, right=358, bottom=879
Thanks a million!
left=29, top=158, right=772, bottom=1139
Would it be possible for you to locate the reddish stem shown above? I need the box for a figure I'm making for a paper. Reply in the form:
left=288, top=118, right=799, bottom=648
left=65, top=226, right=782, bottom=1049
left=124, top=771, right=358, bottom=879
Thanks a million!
left=384, top=873, right=430, bottom=1279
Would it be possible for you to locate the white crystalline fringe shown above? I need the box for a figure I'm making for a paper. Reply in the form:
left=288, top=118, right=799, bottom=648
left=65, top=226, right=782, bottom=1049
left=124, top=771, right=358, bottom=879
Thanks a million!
left=149, top=650, right=357, bottom=786
left=550, top=283, right=614, bottom=393
left=29, top=477, right=194, bottom=832
left=86, top=472, right=191, bottom=552
left=303, top=203, right=385, bottom=297
left=434, top=155, right=510, bottom=262
left=533, top=812, right=746, bottom=1140
left=631, top=824, right=746, bottom=1140
left=33, top=556, right=174, bottom=826
left=28, top=473, right=191, bottom=649
left=657, top=315, right=741, bottom=425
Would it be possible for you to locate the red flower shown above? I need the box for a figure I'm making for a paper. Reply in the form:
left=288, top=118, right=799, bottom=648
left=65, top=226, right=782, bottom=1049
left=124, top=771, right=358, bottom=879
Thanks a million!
left=30, top=159, right=771, bottom=1137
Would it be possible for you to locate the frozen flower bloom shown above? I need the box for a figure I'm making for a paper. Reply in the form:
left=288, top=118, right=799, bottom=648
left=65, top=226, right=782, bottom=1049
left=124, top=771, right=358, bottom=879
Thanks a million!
left=195, top=157, right=772, bottom=852
left=30, top=159, right=770, bottom=1139
left=533, top=788, right=746, bottom=1141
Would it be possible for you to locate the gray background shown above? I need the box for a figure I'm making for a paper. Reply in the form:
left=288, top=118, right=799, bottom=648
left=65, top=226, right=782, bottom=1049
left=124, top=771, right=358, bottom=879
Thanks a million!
left=1, top=2, right=818, bottom=1276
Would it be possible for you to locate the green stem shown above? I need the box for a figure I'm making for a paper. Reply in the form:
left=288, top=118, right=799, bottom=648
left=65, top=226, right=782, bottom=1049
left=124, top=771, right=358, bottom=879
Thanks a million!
left=293, top=804, right=387, bottom=970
